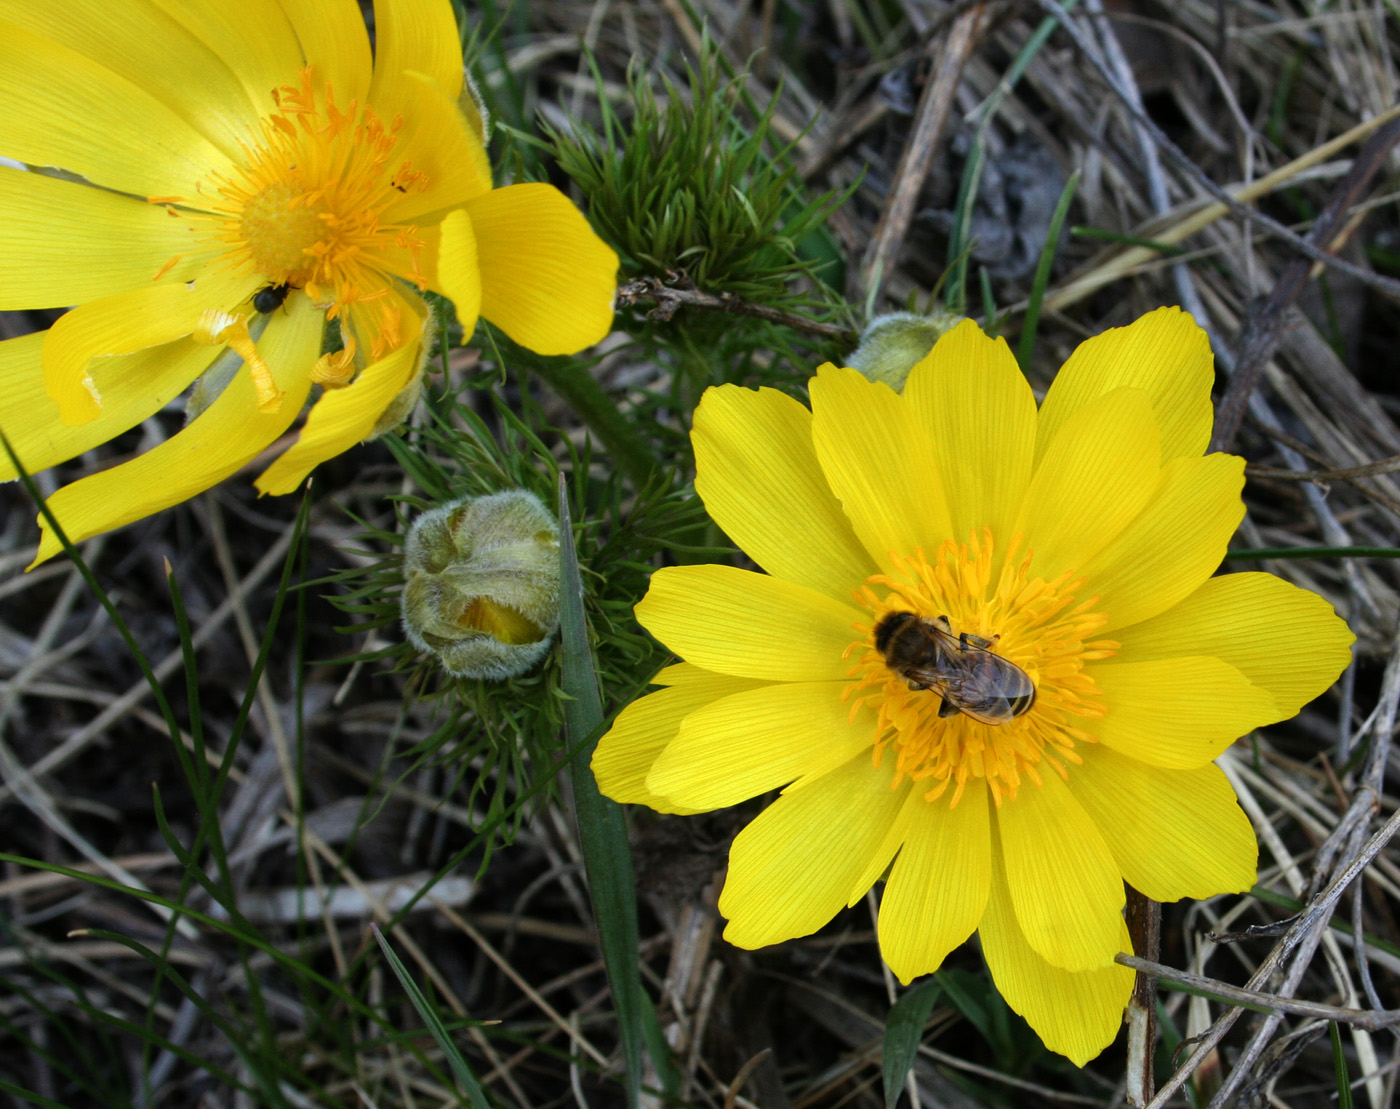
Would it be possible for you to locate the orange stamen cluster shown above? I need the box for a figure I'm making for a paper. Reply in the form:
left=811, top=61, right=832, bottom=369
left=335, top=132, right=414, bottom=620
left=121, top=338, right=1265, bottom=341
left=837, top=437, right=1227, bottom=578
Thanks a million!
left=844, top=530, right=1118, bottom=807
left=178, top=69, right=431, bottom=363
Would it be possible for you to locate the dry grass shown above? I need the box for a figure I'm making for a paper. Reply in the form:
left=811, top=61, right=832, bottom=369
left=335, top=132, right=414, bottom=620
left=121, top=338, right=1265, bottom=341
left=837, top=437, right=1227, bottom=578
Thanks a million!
left=3, top=0, right=1400, bottom=1106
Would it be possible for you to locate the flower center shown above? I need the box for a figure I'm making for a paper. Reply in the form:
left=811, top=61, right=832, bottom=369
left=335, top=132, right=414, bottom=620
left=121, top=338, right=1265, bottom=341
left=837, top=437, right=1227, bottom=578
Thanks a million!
left=844, top=531, right=1118, bottom=807
left=169, top=68, right=431, bottom=361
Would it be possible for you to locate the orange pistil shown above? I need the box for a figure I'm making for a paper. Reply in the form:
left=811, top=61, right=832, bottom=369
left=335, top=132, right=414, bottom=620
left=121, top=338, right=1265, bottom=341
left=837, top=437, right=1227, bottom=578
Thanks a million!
left=843, top=530, right=1118, bottom=807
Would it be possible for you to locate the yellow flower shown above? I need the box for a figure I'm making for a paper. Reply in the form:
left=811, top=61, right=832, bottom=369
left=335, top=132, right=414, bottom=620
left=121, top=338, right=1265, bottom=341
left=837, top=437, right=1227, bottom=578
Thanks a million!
left=593, top=308, right=1355, bottom=1064
left=0, top=0, right=618, bottom=565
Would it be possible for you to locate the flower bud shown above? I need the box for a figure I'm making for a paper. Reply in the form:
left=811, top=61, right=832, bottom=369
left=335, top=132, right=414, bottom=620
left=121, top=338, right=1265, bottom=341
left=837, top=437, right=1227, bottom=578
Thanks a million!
left=401, top=490, right=561, bottom=680
left=846, top=310, right=962, bottom=391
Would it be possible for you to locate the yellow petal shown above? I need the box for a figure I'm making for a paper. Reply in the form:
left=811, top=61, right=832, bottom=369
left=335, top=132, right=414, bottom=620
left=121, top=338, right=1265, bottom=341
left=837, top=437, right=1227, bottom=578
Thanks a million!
left=464, top=183, right=619, bottom=355
left=367, top=0, right=464, bottom=109
left=692, top=384, right=877, bottom=600
left=878, top=785, right=991, bottom=984
left=980, top=845, right=1133, bottom=1066
left=647, top=681, right=872, bottom=810
left=903, top=320, right=1037, bottom=563
left=382, top=71, right=492, bottom=221
left=1069, top=748, right=1257, bottom=901
left=43, top=269, right=260, bottom=424
left=995, top=768, right=1123, bottom=971
left=635, top=564, right=863, bottom=682
left=592, top=667, right=766, bottom=814
left=1112, top=572, right=1354, bottom=719
left=720, top=749, right=909, bottom=948
left=0, top=0, right=261, bottom=160
left=1088, top=657, right=1277, bottom=768
left=147, top=0, right=302, bottom=114
left=32, top=295, right=322, bottom=565
left=808, top=366, right=954, bottom=574
left=0, top=331, right=218, bottom=481
left=1011, top=387, right=1159, bottom=583
left=280, top=0, right=373, bottom=104
left=0, top=166, right=207, bottom=310
left=255, top=297, right=426, bottom=495
left=436, top=208, right=482, bottom=337
left=1108, top=571, right=1349, bottom=716
left=0, top=18, right=236, bottom=198
left=1036, top=307, right=1214, bottom=467
left=1080, top=453, right=1245, bottom=632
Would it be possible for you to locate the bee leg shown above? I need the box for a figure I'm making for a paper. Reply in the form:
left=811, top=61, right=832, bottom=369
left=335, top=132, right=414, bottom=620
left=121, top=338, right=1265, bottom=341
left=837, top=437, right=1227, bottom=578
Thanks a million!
left=936, top=698, right=963, bottom=718
left=960, top=632, right=999, bottom=650
left=906, top=679, right=929, bottom=692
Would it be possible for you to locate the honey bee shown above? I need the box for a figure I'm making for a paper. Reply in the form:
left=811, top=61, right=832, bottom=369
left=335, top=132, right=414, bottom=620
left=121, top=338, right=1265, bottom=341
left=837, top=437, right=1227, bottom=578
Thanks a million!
left=874, top=611, right=1036, bottom=725
left=253, top=282, right=292, bottom=314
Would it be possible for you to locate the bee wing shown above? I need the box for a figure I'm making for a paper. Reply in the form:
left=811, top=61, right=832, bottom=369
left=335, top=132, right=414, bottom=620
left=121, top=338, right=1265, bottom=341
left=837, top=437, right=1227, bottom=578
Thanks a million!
left=901, top=665, right=950, bottom=693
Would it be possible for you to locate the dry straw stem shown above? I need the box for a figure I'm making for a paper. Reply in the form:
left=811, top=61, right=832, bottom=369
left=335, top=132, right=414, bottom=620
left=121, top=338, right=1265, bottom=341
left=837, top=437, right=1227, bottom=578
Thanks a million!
left=1041, top=103, right=1400, bottom=313
left=858, top=2, right=987, bottom=301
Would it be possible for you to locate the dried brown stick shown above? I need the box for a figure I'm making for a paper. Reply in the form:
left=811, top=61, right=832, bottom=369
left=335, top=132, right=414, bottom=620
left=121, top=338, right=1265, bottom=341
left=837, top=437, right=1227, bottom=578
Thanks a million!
left=1211, top=116, right=1400, bottom=453
left=1116, top=954, right=1400, bottom=1031
left=1124, top=887, right=1160, bottom=1106
left=1244, top=454, right=1400, bottom=483
left=615, top=276, right=858, bottom=342
left=857, top=4, right=986, bottom=302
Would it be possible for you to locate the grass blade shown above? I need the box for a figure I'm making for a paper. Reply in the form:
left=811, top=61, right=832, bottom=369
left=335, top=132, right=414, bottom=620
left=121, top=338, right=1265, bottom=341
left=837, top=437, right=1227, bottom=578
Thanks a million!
left=1330, top=1020, right=1354, bottom=1109
left=371, top=925, right=490, bottom=1109
left=883, top=978, right=942, bottom=1109
left=1016, top=169, right=1080, bottom=370
left=556, top=475, right=672, bottom=1105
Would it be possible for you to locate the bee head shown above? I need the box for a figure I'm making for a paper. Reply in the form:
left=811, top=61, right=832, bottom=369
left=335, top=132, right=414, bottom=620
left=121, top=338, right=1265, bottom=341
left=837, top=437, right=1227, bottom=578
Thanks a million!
left=874, top=610, right=917, bottom=654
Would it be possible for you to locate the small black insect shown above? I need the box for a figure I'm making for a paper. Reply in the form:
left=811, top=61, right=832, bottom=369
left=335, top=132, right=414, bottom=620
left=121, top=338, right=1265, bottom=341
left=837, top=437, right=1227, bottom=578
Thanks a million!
left=253, top=282, right=292, bottom=313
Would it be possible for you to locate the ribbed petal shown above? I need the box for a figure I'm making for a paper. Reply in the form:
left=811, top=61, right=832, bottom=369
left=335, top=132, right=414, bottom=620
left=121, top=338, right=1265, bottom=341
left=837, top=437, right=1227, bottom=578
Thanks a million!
left=255, top=296, right=426, bottom=495
left=436, top=208, right=482, bottom=338
left=382, top=72, right=493, bottom=221
left=980, top=845, right=1133, bottom=1066
left=720, top=749, right=909, bottom=948
left=878, top=786, right=991, bottom=984
left=0, top=18, right=237, bottom=199
left=1036, top=307, right=1214, bottom=467
left=592, top=664, right=766, bottom=815
left=995, top=769, right=1123, bottom=971
left=809, top=366, right=954, bottom=575
left=367, top=0, right=464, bottom=109
left=1111, top=572, right=1355, bottom=719
left=464, top=184, right=618, bottom=355
left=1079, top=453, right=1245, bottom=632
left=0, top=0, right=260, bottom=161
left=692, top=384, right=877, bottom=600
left=1088, top=657, right=1277, bottom=768
left=44, top=269, right=260, bottom=424
left=635, top=564, right=862, bottom=682
left=0, top=167, right=207, bottom=310
left=146, top=0, right=302, bottom=114
left=647, top=681, right=871, bottom=810
left=281, top=0, right=373, bottom=104
left=0, top=332, right=218, bottom=482
left=1012, top=387, right=1160, bottom=584
left=32, top=295, right=322, bottom=565
left=903, top=320, right=1037, bottom=564
left=1069, top=748, right=1257, bottom=901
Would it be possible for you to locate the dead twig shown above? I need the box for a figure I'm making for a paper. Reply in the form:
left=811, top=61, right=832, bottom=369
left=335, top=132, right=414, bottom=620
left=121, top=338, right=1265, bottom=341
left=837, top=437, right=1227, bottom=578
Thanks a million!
left=857, top=3, right=987, bottom=301
left=1211, top=116, right=1400, bottom=452
left=615, top=276, right=857, bottom=343
left=1116, top=954, right=1400, bottom=1031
